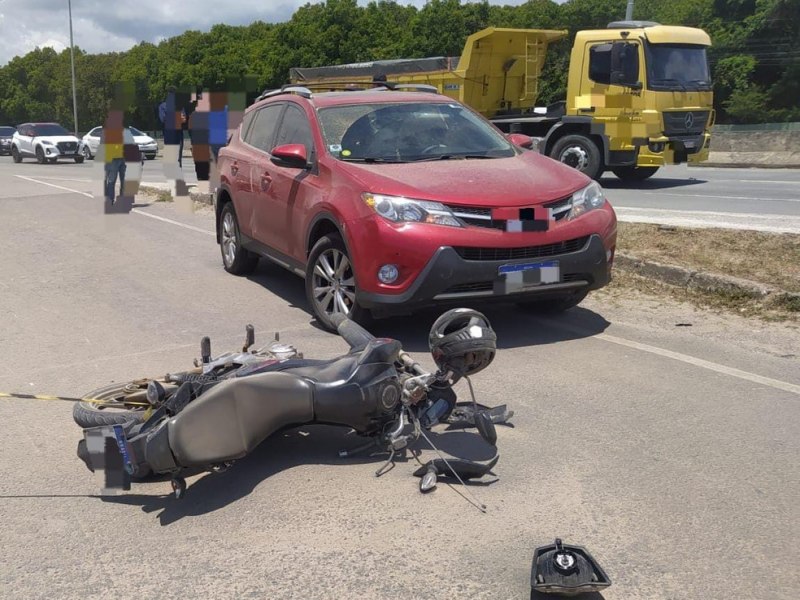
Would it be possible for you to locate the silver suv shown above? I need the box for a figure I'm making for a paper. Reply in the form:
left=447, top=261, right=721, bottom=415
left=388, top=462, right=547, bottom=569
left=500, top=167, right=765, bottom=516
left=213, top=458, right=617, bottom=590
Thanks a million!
left=11, top=122, right=84, bottom=164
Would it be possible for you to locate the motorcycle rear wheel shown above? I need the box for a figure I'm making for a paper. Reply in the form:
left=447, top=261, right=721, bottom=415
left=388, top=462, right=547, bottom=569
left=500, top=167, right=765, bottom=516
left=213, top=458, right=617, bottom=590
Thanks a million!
left=72, top=380, right=161, bottom=428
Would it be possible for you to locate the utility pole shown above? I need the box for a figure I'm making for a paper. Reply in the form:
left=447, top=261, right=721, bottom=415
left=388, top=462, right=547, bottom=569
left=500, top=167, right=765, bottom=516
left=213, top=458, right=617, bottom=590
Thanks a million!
left=68, top=0, right=78, bottom=135
left=625, top=0, right=635, bottom=21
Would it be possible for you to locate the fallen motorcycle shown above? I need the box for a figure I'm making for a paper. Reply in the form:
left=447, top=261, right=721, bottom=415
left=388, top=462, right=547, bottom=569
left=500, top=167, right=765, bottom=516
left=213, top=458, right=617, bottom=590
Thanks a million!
left=75, top=308, right=513, bottom=501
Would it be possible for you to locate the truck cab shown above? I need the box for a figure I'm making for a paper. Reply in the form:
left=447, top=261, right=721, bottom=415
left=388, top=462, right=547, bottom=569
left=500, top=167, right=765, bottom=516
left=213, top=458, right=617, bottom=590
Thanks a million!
left=556, top=21, right=713, bottom=180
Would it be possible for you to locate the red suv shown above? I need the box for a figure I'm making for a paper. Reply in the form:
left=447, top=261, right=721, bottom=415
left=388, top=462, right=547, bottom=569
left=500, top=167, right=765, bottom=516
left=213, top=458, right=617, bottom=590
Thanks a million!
left=215, top=85, right=617, bottom=331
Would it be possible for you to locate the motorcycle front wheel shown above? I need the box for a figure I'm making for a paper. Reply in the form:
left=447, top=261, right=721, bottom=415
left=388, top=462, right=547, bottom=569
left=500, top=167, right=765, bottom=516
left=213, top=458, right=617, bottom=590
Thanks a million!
left=72, top=380, right=166, bottom=428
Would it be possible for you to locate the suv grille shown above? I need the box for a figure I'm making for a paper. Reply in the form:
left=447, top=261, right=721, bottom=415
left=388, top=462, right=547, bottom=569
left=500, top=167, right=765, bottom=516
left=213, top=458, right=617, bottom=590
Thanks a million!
left=663, top=111, right=709, bottom=136
left=440, top=274, right=588, bottom=295
left=454, top=236, right=589, bottom=261
left=57, top=141, right=77, bottom=153
left=446, top=196, right=574, bottom=229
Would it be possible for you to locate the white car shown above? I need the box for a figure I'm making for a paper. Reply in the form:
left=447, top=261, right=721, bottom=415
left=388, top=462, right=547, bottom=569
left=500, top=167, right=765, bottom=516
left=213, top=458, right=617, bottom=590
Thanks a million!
left=11, top=122, right=84, bottom=164
left=79, top=126, right=158, bottom=160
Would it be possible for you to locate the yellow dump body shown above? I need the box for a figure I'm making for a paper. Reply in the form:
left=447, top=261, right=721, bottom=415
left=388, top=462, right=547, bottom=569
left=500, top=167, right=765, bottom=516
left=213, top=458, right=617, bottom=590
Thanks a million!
left=289, top=28, right=568, bottom=118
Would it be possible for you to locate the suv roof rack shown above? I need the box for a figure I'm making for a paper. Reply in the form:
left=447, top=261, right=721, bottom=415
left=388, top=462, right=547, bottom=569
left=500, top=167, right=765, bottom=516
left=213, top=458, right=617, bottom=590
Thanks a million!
left=256, top=85, right=313, bottom=102
left=254, top=81, right=441, bottom=103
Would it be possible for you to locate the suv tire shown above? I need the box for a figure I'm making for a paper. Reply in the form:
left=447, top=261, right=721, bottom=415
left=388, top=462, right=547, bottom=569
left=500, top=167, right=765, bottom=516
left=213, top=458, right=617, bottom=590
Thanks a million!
left=74, top=155, right=84, bottom=164
left=550, top=135, right=603, bottom=180
left=306, top=233, right=369, bottom=332
left=219, top=202, right=259, bottom=275
left=11, top=146, right=22, bottom=163
left=35, top=146, right=46, bottom=164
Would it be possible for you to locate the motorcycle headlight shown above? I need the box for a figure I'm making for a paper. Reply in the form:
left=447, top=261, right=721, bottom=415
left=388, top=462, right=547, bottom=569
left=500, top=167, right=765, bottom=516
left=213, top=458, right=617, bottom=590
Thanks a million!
left=568, top=182, right=606, bottom=220
left=362, top=193, right=463, bottom=227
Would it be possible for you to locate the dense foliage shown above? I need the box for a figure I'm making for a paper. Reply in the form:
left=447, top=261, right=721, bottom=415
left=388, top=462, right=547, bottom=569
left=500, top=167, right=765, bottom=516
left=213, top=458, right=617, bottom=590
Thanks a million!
left=0, top=0, right=797, bottom=132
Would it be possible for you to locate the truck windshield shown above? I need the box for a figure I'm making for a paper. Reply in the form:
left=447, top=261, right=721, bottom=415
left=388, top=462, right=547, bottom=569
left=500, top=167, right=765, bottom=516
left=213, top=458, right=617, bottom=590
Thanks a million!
left=646, top=44, right=711, bottom=91
left=318, top=102, right=515, bottom=163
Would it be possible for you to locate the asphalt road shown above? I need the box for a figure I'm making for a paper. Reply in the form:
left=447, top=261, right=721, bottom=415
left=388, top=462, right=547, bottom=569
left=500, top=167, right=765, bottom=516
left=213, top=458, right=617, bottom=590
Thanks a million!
left=2, top=153, right=798, bottom=232
left=0, top=162, right=799, bottom=599
left=601, top=164, right=800, bottom=233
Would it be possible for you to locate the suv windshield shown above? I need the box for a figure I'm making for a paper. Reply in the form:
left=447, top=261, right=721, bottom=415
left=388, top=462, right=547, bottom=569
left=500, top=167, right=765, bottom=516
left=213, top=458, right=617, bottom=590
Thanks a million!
left=318, top=102, right=515, bottom=163
left=31, top=124, right=71, bottom=136
left=0, top=126, right=15, bottom=136
left=646, top=44, right=711, bottom=91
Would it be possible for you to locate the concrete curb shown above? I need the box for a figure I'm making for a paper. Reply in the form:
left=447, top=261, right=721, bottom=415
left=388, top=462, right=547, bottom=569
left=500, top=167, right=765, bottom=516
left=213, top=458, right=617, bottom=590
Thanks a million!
left=615, top=253, right=800, bottom=309
left=139, top=183, right=214, bottom=206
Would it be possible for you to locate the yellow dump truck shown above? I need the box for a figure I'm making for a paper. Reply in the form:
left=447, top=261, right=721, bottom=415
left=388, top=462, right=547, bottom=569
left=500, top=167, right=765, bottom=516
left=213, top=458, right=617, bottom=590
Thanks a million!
left=289, top=21, right=714, bottom=181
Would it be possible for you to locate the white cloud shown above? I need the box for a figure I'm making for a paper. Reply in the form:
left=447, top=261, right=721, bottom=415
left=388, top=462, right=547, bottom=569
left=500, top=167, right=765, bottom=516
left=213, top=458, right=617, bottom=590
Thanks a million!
left=0, top=0, right=532, bottom=66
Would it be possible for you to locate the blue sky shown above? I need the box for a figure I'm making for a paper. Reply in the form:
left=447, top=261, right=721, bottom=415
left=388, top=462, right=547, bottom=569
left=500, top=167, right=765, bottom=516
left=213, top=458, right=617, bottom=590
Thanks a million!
left=0, top=0, right=535, bottom=66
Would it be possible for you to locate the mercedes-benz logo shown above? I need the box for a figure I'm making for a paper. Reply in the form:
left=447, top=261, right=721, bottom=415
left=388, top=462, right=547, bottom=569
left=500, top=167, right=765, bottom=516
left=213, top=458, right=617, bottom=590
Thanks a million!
left=685, top=113, right=694, bottom=129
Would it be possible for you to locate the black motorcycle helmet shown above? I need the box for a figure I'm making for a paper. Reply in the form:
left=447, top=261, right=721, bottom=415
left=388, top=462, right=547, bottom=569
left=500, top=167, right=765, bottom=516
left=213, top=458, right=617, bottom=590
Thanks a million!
left=428, top=308, right=497, bottom=379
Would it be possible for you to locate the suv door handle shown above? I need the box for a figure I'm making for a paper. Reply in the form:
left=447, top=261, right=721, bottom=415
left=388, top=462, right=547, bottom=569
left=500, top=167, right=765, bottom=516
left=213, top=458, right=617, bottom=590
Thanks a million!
left=230, top=161, right=238, bottom=176
left=260, top=173, right=273, bottom=191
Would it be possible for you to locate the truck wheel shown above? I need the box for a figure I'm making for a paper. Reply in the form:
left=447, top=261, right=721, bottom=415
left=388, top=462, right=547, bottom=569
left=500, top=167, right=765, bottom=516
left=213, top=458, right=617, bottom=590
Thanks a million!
left=550, top=135, right=602, bottom=180
left=11, top=146, right=22, bottom=163
left=612, top=166, right=659, bottom=181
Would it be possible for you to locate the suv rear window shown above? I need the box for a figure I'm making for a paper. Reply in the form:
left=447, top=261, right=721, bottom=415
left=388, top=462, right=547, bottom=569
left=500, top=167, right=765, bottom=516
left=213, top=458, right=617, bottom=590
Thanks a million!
left=318, top=102, right=514, bottom=162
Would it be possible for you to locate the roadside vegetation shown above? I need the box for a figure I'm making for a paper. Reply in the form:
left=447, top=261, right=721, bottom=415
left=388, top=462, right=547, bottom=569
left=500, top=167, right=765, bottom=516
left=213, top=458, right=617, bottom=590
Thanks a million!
left=1, top=0, right=797, bottom=132
left=608, top=223, right=800, bottom=321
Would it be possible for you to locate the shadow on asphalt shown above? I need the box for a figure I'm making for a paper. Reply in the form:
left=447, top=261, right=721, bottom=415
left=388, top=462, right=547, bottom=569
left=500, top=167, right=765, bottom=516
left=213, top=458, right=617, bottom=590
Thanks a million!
left=100, top=422, right=503, bottom=525
left=599, top=175, right=706, bottom=190
left=246, top=262, right=610, bottom=353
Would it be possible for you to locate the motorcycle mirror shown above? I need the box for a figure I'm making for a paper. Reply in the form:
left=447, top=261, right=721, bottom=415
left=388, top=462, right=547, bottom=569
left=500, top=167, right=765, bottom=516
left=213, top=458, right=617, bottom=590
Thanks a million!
left=146, top=379, right=166, bottom=406
left=420, top=464, right=438, bottom=493
left=243, top=324, right=255, bottom=352
left=475, top=410, right=497, bottom=446
left=201, top=336, right=211, bottom=364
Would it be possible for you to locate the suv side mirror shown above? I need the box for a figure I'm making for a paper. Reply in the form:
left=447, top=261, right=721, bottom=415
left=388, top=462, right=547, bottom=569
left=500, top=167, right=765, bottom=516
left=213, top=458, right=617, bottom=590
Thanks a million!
left=507, top=133, right=535, bottom=149
left=270, top=143, right=309, bottom=169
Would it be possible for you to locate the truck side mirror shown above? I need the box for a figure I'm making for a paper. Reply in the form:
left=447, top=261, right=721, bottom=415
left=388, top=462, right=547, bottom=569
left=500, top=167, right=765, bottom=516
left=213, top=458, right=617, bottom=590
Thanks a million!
left=610, top=42, right=641, bottom=89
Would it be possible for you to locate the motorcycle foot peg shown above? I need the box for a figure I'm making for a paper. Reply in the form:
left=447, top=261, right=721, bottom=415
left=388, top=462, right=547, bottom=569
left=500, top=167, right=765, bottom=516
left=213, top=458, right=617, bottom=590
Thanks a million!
left=200, top=336, right=211, bottom=364
left=170, top=476, right=187, bottom=500
left=243, top=324, right=255, bottom=352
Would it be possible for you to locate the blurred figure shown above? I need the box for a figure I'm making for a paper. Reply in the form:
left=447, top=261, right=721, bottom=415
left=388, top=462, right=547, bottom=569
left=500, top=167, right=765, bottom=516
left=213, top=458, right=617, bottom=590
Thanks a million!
left=100, top=110, right=141, bottom=212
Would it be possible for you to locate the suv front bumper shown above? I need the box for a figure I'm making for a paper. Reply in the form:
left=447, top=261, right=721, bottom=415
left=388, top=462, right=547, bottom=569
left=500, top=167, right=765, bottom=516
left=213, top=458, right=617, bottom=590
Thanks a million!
left=357, top=234, right=611, bottom=315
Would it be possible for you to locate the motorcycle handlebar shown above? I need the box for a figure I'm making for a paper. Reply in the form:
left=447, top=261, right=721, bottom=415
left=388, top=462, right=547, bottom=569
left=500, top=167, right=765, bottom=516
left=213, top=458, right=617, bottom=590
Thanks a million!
left=330, top=314, right=428, bottom=377
left=330, top=313, right=375, bottom=351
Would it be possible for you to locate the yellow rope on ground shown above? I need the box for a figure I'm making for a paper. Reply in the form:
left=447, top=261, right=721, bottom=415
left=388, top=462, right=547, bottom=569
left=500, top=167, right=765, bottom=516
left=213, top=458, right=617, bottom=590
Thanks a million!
left=0, top=392, right=150, bottom=407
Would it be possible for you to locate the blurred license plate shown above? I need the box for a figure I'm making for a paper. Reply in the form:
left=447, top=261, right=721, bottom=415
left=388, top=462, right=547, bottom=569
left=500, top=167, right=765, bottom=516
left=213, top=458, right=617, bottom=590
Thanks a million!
left=496, top=261, right=560, bottom=292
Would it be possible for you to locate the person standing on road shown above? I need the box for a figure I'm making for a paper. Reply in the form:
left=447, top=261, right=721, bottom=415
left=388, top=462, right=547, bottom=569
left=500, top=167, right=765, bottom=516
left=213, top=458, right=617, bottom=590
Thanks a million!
left=99, top=112, right=141, bottom=208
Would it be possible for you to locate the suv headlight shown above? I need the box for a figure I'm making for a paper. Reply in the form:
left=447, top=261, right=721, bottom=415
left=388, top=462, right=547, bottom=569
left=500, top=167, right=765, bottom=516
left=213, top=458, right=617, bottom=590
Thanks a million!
left=362, top=193, right=463, bottom=227
left=41, top=140, right=54, bottom=145
left=568, top=182, right=606, bottom=220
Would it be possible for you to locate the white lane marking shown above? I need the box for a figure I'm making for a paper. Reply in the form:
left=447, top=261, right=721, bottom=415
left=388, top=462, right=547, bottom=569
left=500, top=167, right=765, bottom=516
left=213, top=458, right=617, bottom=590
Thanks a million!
left=130, top=208, right=215, bottom=236
left=626, top=191, right=800, bottom=203
left=597, top=333, right=800, bottom=397
left=613, top=207, right=800, bottom=233
left=18, top=176, right=93, bottom=183
left=13, top=175, right=93, bottom=198
left=733, top=179, right=800, bottom=184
